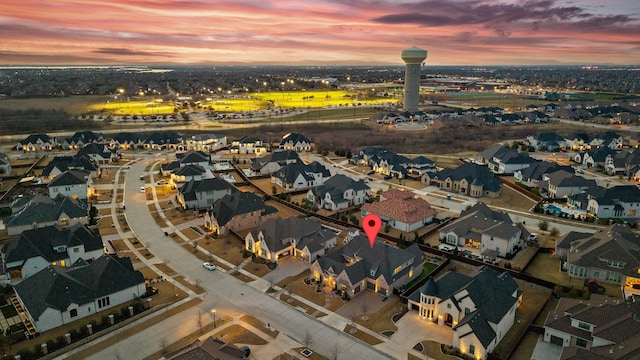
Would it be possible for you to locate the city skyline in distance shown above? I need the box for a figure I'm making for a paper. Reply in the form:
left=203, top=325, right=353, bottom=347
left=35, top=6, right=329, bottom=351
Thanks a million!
left=1, top=0, right=639, bottom=66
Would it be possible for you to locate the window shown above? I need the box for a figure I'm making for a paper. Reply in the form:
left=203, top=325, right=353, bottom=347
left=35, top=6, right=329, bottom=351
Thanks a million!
left=98, top=296, right=111, bottom=308
left=73, top=248, right=80, bottom=253
left=469, top=345, right=475, bottom=354
left=447, top=303, right=451, bottom=309
left=578, top=322, right=591, bottom=330
left=70, top=309, right=78, bottom=318
left=465, top=308, right=470, bottom=315
left=576, top=338, right=587, bottom=348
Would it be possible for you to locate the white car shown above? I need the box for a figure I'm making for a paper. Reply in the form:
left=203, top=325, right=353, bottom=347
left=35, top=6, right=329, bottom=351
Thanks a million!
left=528, top=233, right=539, bottom=242
left=203, top=262, right=216, bottom=271
left=140, top=186, right=146, bottom=193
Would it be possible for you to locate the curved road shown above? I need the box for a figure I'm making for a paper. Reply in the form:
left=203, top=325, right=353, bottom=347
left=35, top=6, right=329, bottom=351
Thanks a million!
left=82, top=159, right=394, bottom=360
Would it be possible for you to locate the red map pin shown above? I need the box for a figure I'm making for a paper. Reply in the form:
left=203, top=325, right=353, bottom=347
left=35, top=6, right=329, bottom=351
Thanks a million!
left=362, top=214, right=382, bottom=248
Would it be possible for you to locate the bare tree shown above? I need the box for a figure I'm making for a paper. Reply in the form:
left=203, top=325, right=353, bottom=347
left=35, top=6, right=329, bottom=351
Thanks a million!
left=287, top=284, right=294, bottom=297
left=159, top=337, right=168, bottom=355
left=349, top=311, right=357, bottom=327
left=197, top=310, right=203, bottom=333
left=302, top=329, right=313, bottom=348
left=361, top=298, right=369, bottom=321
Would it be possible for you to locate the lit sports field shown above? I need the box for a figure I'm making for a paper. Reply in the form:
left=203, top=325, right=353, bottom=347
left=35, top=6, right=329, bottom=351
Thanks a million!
left=89, top=90, right=394, bottom=115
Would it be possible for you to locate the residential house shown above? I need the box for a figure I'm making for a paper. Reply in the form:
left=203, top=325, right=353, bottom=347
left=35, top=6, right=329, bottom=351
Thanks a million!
left=586, top=185, right=640, bottom=220
left=13, top=254, right=145, bottom=333
left=565, top=133, right=592, bottom=151
left=563, top=224, right=640, bottom=290
left=279, top=132, right=312, bottom=151
left=2, top=195, right=88, bottom=236
left=580, top=148, right=616, bottom=168
left=475, top=145, right=504, bottom=166
left=249, top=150, right=300, bottom=176
left=554, top=231, right=593, bottom=260
left=245, top=217, right=336, bottom=263
left=526, top=132, right=566, bottom=151
left=439, top=202, right=528, bottom=259
left=271, top=160, right=331, bottom=191
left=405, top=156, right=436, bottom=178
left=230, top=136, right=268, bottom=155
left=307, top=174, right=370, bottom=211
left=16, top=134, right=56, bottom=152
left=543, top=295, right=640, bottom=359
left=48, top=169, right=94, bottom=200
left=513, top=160, right=573, bottom=188
left=143, top=131, right=182, bottom=150
left=486, top=147, right=536, bottom=174
left=61, top=131, right=104, bottom=150
left=76, top=143, right=117, bottom=164
left=350, top=146, right=386, bottom=166
left=545, top=170, right=596, bottom=199
left=182, top=133, right=227, bottom=152
left=423, top=163, right=502, bottom=198
left=165, top=336, right=248, bottom=360
left=204, top=192, right=278, bottom=236
left=41, top=155, right=99, bottom=183
left=604, top=151, right=629, bottom=175
left=177, top=178, right=238, bottom=210
left=170, top=164, right=211, bottom=188
left=176, top=150, right=210, bottom=167
left=361, top=189, right=436, bottom=232
left=370, top=150, right=411, bottom=179
left=108, top=132, right=145, bottom=150
left=310, top=235, right=423, bottom=297
left=0, top=152, right=11, bottom=177
left=407, top=266, right=522, bottom=360
left=2, top=224, right=104, bottom=283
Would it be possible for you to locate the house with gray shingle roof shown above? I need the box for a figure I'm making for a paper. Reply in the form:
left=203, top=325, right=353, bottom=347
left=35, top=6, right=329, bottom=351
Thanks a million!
left=526, top=132, right=566, bottom=151
left=165, top=336, right=247, bottom=360
left=486, top=147, right=536, bottom=174
left=61, top=131, right=104, bottom=150
left=13, top=254, right=145, bottom=333
left=271, top=160, right=331, bottom=191
left=48, top=168, right=93, bottom=200
left=554, top=231, right=593, bottom=260
left=586, top=185, right=640, bottom=220
left=170, top=164, right=212, bottom=187
left=16, top=134, right=56, bottom=152
left=513, top=160, right=573, bottom=188
left=543, top=295, right=640, bottom=359
left=108, top=132, right=145, bottom=150
left=76, top=143, right=117, bottom=164
left=422, top=163, right=502, bottom=198
left=230, top=136, right=268, bottom=155
left=177, top=178, right=238, bottom=210
left=182, top=133, right=227, bottom=152
left=245, top=217, right=336, bottom=263
left=310, top=235, right=423, bottom=297
left=545, top=170, right=596, bottom=199
left=3, top=194, right=88, bottom=236
left=279, top=132, right=312, bottom=152
left=2, top=224, right=104, bottom=283
left=564, top=224, right=640, bottom=292
left=307, top=174, right=370, bottom=211
left=249, top=150, right=299, bottom=176
left=407, top=266, right=522, bottom=360
left=439, top=203, right=528, bottom=259
left=143, top=131, right=182, bottom=150
left=175, top=150, right=210, bottom=167
left=580, top=147, right=616, bottom=168
left=204, top=192, right=278, bottom=236
left=41, top=154, right=99, bottom=182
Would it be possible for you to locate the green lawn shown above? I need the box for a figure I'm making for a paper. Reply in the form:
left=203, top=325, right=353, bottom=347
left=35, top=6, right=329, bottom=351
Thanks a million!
left=405, top=262, right=439, bottom=290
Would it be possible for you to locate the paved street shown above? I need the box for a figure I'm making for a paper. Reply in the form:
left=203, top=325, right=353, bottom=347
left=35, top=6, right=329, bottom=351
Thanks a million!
left=65, top=159, right=397, bottom=360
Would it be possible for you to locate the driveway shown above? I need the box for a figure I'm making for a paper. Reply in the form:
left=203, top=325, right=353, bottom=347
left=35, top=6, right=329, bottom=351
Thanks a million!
left=267, top=256, right=310, bottom=283
left=335, top=291, right=388, bottom=318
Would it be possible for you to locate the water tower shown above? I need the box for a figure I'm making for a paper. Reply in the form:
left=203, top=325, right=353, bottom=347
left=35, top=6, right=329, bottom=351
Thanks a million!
left=401, top=46, right=427, bottom=112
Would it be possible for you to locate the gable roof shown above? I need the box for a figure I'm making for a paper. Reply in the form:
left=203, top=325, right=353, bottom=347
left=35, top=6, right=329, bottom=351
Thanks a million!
left=431, top=163, right=502, bottom=192
left=3, top=224, right=103, bottom=265
left=316, top=236, right=422, bottom=285
left=250, top=150, right=300, bottom=171
left=442, top=202, right=520, bottom=240
left=272, top=160, right=330, bottom=184
left=14, top=254, right=143, bottom=319
left=166, top=336, right=247, bottom=360
left=313, top=174, right=370, bottom=200
left=176, top=150, right=209, bottom=164
left=518, top=160, right=573, bottom=181
left=208, top=192, right=277, bottom=227
left=173, top=164, right=207, bottom=177
left=65, top=131, right=104, bottom=144
left=3, top=194, right=88, bottom=228
left=42, top=155, right=98, bottom=177
left=250, top=217, right=333, bottom=253
left=19, top=134, right=54, bottom=145
left=280, top=132, right=311, bottom=145
left=361, top=189, right=436, bottom=224
left=48, top=169, right=90, bottom=187
left=179, top=178, right=237, bottom=200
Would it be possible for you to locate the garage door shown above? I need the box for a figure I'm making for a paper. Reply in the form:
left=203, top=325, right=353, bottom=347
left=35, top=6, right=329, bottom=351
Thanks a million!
left=367, top=282, right=375, bottom=291
left=550, top=335, right=564, bottom=346
left=353, top=285, right=360, bottom=294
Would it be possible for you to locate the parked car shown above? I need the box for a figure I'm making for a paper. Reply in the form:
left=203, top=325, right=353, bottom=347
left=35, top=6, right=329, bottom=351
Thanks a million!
left=139, top=175, right=144, bottom=180
left=528, top=233, right=539, bottom=242
left=157, top=180, right=167, bottom=185
left=203, top=262, right=216, bottom=271
left=240, top=346, right=250, bottom=357
left=139, top=186, right=146, bottom=193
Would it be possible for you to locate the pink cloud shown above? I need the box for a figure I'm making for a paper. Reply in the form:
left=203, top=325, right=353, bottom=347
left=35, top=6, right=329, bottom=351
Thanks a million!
left=0, top=0, right=638, bottom=65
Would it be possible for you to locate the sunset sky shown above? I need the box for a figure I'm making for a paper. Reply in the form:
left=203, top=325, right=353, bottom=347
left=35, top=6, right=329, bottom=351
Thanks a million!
left=1, top=0, right=639, bottom=66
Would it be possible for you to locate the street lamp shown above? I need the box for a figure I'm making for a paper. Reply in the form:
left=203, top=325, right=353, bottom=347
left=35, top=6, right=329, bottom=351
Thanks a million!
left=211, top=308, right=217, bottom=327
